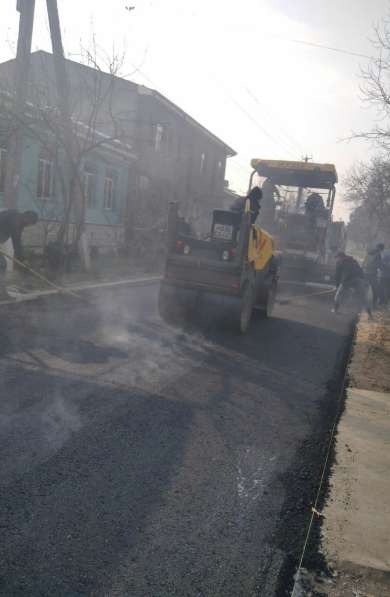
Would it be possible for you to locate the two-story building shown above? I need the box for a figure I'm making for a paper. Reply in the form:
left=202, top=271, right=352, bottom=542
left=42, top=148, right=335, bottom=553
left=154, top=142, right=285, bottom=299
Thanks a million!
left=0, top=89, right=136, bottom=252
left=0, top=51, right=236, bottom=249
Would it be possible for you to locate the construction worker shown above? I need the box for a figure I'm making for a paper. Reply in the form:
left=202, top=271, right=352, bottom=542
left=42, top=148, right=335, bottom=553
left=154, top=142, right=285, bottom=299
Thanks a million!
left=231, top=186, right=263, bottom=224
left=260, top=178, right=279, bottom=229
left=305, top=192, right=325, bottom=213
left=379, top=248, right=390, bottom=305
left=0, top=209, right=38, bottom=299
left=364, top=243, right=384, bottom=308
left=333, top=251, right=372, bottom=317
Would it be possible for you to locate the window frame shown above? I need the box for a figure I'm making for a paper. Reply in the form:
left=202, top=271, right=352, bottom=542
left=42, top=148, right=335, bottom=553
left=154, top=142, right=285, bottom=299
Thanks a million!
left=154, top=123, right=164, bottom=152
left=37, top=157, right=53, bottom=200
left=200, top=152, right=206, bottom=175
left=103, top=169, right=118, bottom=211
left=83, top=162, right=96, bottom=208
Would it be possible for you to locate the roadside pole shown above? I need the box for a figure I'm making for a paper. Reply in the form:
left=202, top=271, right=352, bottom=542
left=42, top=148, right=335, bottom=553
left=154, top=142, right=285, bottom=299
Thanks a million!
left=3, top=0, right=36, bottom=211
left=46, top=0, right=90, bottom=270
left=295, top=154, right=312, bottom=211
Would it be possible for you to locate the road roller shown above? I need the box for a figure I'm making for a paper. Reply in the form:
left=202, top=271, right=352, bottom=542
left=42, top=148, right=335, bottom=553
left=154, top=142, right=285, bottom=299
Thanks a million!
left=158, top=199, right=279, bottom=333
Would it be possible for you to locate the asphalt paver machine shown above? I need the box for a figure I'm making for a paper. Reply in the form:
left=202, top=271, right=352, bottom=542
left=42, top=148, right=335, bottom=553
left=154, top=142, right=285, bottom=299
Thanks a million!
left=249, top=159, right=343, bottom=284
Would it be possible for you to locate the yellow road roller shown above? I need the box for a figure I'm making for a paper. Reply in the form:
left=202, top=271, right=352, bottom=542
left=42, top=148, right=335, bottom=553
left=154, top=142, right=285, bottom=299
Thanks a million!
left=159, top=199, right=279, bottom=333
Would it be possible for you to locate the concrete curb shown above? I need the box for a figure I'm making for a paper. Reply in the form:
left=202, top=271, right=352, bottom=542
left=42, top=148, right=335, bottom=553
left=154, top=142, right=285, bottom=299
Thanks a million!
left=0, top=275, right=161, bottom=306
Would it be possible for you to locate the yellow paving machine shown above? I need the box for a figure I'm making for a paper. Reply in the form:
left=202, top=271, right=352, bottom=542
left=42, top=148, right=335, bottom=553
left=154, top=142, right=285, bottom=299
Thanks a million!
left=250, top=159, right=345, bottom=284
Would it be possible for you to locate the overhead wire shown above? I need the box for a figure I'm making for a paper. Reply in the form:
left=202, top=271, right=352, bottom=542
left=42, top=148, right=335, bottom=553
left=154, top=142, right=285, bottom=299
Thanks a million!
left=124, top=49, right=300, bottom=160
left=286, top=37, right=371, bottom=60
left=244, top=86, right=305, bottom=156
left=119, top=12, right=303, bottom=160
left=211, top=76, right=297, bottom=159
left=121, top=11, right=345, bottom=179
left=121, top=2, right=370, bottom=167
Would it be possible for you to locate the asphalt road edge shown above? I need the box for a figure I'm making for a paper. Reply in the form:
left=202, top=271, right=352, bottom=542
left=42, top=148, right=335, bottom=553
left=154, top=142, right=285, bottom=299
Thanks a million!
left=270, top=316, right=358, bottom=597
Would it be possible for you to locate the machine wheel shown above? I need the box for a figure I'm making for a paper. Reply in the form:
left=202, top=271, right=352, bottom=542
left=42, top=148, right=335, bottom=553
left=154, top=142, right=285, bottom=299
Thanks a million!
left=159, top=284, right=195, bottom=325
left=158, top=285, right=172, bottom=322
left=158, top=285, right=182, bottom=324
left=239, top=283, right=254, bottom=334
left=255, top=278, right=277, bottom=319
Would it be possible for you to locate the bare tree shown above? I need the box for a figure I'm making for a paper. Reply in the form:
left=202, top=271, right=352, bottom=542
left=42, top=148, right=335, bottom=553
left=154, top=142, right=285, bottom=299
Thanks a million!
left=344, top=158, right=390, bottom=248
left=0, top=44, right=137, bottom=271
left=344, top=16, right=390, bottom=249
left=354, top=16, right=390, bottom=148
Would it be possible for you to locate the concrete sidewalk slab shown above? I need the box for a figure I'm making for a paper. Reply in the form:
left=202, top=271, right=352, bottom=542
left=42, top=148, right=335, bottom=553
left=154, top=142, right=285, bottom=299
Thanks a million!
left=322, top=387, right=390, bottom=574
left=303, top=311, right=390, bottom=596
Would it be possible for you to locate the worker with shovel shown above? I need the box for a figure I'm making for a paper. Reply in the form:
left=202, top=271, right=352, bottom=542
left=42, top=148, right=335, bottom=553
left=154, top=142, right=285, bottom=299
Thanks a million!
left=0, top=209, right=38, bottom=299
left=332, top=251, right=373, bottom=318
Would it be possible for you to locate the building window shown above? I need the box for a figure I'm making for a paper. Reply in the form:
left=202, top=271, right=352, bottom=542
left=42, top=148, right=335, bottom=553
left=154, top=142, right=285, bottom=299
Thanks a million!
left=138, top=175, right=150, bottom=190
left=177, top=134, right=182, bottom=161
left=83, top=163, right=96, bottom=207
left=37, top=157, right=53, bottom=199
left=154, top=123, right=164, bottom=152
left=200, top=152, right=206, bottom=174
left=103, top=169, right=117, bottom=210
left=0, top=148, right=7, bottom=193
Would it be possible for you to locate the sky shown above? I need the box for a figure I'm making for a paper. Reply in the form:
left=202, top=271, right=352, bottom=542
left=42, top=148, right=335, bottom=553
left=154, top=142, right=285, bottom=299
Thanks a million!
left=1, top=0, right=389, bottom=220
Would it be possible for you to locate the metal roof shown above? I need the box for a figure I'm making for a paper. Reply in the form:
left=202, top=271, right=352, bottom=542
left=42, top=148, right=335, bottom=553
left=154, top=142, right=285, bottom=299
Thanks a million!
left=251, top=159, right=338, bottom=189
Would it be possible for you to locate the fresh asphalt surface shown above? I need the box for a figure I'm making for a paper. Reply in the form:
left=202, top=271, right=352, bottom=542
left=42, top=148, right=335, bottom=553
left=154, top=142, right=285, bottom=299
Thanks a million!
left=0, top=282, right=354, bottom=596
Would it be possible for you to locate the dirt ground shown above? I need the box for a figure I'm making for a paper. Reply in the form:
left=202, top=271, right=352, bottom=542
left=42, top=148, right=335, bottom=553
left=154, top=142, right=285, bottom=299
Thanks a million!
left=349, top=309, right=390, bottom=393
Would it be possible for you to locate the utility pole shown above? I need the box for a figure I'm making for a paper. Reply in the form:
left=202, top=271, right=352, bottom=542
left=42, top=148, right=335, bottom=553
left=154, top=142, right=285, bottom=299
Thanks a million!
left=3, top=0, right=36, bottom=209
left=46, top=0, right=71, bottom=119
left=4, top=0, right=90, bottom=269
left=295, top=154, right=313, bottom=211
left=45, top=0, right=89, bottom=269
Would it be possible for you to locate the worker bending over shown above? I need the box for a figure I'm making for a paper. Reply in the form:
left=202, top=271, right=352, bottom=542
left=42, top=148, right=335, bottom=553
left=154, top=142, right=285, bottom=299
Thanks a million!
left=333, top=251, right=372, bottom=317
left=0, top=209, right=38, bottom=299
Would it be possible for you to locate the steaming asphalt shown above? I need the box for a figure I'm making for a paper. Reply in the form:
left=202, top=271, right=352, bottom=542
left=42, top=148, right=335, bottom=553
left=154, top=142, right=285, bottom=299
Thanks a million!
left=0, top=281, right=354, bottom=596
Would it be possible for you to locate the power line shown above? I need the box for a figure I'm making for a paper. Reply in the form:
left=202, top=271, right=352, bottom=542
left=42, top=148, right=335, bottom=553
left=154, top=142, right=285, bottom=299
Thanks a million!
left=211, top=77, right=297, bottom=159
left=286, top=37, right=371, bottom=59
left=185, top=8, right=371, bottom=60
left=126, top=62, right=298, bottom=161
left=228, top=93, right=296, bottom=158
left=244, top=86, right=304, bottom=156
left=228, top=158, right=251, bottom=174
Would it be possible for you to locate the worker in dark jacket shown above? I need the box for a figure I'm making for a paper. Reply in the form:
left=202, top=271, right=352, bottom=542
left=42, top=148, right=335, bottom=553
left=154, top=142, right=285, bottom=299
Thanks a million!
left=305, top=192, right=325, bottom=213
left=364, top=243, right=384, bottom=308
left=333, top=251, right=372, bottom=316
left=231, top=186, right=263, bottom=224
left=260, top=178, right=279, bottom=229
left=0, top=209, right=38, bottom=260
left=0, top=209, right=38, bottom=299
left=380, top=249, right=390, bottom=305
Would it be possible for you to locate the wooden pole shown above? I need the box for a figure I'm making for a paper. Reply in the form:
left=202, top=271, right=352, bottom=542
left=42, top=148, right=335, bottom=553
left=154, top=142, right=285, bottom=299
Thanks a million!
left=46, top=0, right=89, bottom=269
left=3, top=0, right=36, bottom=209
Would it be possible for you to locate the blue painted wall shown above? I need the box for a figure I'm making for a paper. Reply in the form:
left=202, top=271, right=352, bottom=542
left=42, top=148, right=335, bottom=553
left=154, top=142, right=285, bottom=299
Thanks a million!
left=0, top=132, right=129, bottom=227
